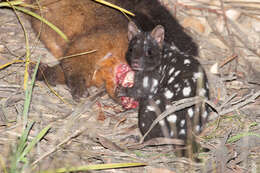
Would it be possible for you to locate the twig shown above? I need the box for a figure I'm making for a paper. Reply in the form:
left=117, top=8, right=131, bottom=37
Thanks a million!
left=218, top=93, right=237, bottom=111
left=206, top=15, right=231, bottom=51
left=219, top=54, right=238, bottom=68
left=32, top=127, right=86, bottom=166
left=227, top=19, right=260, bottom=58
left=219, top=0, right=235, bottom=54
left=175, top=1, right=222, bottom=15
left=219, top=90, right=260, bottom=115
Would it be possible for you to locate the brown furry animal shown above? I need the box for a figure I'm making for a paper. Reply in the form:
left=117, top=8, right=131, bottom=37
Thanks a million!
left=29, top=0, right=132, bottom=102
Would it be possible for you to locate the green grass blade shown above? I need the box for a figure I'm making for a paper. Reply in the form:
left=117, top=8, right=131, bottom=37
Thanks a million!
left=22, top=58, right=40, bottom=127
left=10, top=121, right=34, bottom=173
left=227, top=132, right=260, bottom=143
left=0, top=0, right=23, bottom=7
left=16, top=122, right=34, bottom=156
left=19, top=124, right=51, bottom=162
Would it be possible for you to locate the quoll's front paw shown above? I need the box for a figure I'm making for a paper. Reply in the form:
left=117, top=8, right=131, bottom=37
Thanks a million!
left=66, top=75, right=89, bottom=102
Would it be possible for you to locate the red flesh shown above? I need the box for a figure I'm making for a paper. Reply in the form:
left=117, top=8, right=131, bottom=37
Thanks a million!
left=115, top=63, right=138, bottom=109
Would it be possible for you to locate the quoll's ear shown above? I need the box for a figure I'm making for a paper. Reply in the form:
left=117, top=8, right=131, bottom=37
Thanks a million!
left=151, top=25, right=165, bottom=48
left=128, top=21, right=140, bottom=41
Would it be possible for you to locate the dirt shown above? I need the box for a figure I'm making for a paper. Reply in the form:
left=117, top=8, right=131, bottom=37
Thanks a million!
left=1, top=0, right=260, bottom=172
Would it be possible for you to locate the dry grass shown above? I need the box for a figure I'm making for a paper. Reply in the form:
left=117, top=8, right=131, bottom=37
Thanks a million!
left=0, top=0, right=260, bottom=172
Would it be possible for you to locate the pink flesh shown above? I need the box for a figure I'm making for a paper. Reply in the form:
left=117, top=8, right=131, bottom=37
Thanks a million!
left=115, top=63, right=138, bottom=109
left=120, top=96, right=139, bottom=109
left=116, top=63, right=134, bottom=87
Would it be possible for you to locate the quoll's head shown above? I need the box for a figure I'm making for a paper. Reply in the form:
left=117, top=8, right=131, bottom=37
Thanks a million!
left=126, top=22, right=165, bottom=72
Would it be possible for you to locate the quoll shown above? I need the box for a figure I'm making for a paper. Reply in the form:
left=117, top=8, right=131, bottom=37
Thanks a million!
left=119, top=22, right=210, bottom=142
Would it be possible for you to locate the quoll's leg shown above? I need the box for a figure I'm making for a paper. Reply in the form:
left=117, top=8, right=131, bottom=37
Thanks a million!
left=138, top=97, right=170, bottom=140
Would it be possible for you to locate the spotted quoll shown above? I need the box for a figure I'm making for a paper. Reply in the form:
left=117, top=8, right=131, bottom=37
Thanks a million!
left=119, top=22, right=210, bottom=142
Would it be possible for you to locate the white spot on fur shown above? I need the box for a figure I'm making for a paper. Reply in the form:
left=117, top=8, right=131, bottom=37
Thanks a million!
left=174, top=70, right=181, bottom=77
left=164, top=89, right=174, bottom=99
left=184, top=59, right=191, bottom=64
left=188, top=108, right=194, bottom=118
left=174, top=84, right=179, bottom=88
left=168, top=67, right=175, bottom=75
left=166, top=105, right=171, bottom=109
left=183, top=86, right=191, bottom=96
left=150, top=78, right=158, bottom=92
left=168, top=77, right=174, bottom=84
left=179, top=129, right=186, bottom=135
left=163, top=65, right=167, bottom=70
left=155, top=99, right=161, bottom=104
left=167, top=114, right=177, bottom=123
left=184, top=79, right=190, bottom=86
left=184, top=53, right=189, bottom=57
left=202, top=111, right=208, bottom=119
left=171, top=58, right=177, bottom=63
left=170, top=130, right=174, bottom=137
left=170, top=45, right=177, bottom=50
left=193, top=72, right=203, bottom=79
left=141, top=123, right=145, bottom=127
left=143, top=76, right=149, bottom=88
left=147, top=105, right=155, bottom=111
left=159, top=120, right=165, bottom=126
left=180, top=120, right=185, bottom=127
left=206, top=83, right=209, bottom=89
left=195, top=125, right=201, bottom=132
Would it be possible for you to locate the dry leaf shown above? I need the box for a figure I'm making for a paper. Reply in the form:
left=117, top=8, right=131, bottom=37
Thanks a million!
left=225, top=9, right=241, bottom=21
left=181, top=17, right=205, bottom=34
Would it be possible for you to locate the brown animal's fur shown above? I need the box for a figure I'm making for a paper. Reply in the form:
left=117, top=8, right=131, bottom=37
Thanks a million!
left=29, top=0, right=129, bottom=100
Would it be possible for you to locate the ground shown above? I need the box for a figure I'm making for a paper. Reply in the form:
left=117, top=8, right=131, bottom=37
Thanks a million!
left=1, top=0, right=260, bottom=172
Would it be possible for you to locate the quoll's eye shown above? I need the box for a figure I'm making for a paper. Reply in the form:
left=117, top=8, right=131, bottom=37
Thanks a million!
left=128, top=47, right=133, bottom=53
left=147, top=49, right=152, bottom=56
